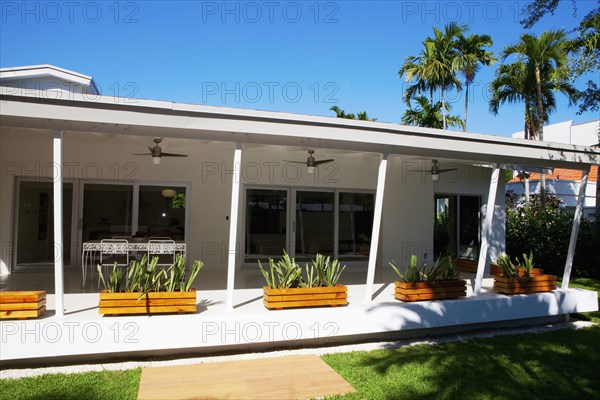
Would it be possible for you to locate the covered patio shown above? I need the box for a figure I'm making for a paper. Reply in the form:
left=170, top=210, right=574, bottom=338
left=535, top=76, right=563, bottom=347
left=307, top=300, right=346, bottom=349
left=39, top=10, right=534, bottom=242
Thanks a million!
left=0, top=65, right=598, bottom=364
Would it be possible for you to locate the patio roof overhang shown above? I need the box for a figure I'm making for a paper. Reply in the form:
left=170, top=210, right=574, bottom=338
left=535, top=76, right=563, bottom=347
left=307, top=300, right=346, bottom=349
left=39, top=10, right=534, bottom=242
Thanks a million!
left=1, top=89, right=598, bottom=169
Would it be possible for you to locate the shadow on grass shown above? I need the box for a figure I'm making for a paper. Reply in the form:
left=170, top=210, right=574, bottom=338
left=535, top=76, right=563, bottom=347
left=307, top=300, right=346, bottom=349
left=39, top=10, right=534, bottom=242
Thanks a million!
left=324, top=327, right=600, bottom=400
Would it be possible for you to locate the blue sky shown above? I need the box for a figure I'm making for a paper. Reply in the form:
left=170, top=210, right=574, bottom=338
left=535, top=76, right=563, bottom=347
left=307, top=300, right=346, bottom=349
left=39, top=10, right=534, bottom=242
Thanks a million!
left=1, top=1, right=598, bottom=137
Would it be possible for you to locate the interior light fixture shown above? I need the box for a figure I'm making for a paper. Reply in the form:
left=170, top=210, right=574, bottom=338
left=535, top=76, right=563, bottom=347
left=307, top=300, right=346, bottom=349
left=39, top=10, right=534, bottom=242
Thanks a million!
left=161, top=189, right=177, bottom=198
left=152, top=156, right=161, bottom=165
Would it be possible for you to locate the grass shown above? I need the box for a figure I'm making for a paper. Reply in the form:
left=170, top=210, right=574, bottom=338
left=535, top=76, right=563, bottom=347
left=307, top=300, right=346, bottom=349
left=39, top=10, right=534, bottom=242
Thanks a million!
left=322, top=276, right=600, bottom=400
left=0, top=369, right=141, bottom=400
left=1, top=278, right=598, bottom=400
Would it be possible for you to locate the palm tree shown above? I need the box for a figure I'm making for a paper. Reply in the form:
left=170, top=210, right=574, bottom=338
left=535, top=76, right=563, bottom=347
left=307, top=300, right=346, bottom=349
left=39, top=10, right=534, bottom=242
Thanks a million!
left=329, top=106, right=355, bottom=119
left=330, top=106, right=376, bottom=121
left=402, top=96, right=465, bottom=130
left=425, top=22, right=465, bottom=129
left=357, top=111, right=377, bottom=121
left=454, top=32, right=496, bottom=131
left=502, top=30, right=577, bottom=204
left=399, top=43, right=438, bottom=105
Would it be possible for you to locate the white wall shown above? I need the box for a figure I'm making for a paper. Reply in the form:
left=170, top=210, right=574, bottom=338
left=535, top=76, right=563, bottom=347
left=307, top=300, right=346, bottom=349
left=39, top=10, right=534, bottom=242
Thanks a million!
left=0, top=129, right=505, bottom=284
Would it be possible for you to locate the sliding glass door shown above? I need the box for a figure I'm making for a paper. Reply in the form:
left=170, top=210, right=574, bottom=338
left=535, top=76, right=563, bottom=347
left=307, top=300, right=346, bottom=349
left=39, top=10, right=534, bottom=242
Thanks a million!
left=15, top=180, right=74, bottom=268
left=81, top=183, right=133, bottom=241
left=244, top=187, right=374, bottom=264
left=294, top=190, right=334, bottom=261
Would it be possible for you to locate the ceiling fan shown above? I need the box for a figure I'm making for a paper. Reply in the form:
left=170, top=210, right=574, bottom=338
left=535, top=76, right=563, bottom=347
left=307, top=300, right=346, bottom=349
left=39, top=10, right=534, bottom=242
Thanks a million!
left=285, top=149, right=334, bottom=174
left=417, top=159, right=458, bottom=181
left=133, top=138, right=188, bottom=165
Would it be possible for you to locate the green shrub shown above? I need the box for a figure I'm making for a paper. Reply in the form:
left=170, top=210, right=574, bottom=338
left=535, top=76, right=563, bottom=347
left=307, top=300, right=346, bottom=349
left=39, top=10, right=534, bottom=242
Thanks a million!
left=506, top=206, right=599, bottom=279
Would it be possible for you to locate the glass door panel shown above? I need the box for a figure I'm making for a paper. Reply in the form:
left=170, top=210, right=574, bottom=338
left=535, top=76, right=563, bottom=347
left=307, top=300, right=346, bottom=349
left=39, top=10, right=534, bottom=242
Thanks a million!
left=16, top=181, right=73, bottom=267
left=138, top=186, right=186, bottom=240
left=294, top=190, right=334, bottom=261
left=458, top=196, right=480, bottom=259
left=338, top=192, right=374, bottom=261
left=245, top=189, right=288, bottom=262
left=82, top=183, right=133, bottom=241
left=434, top=195, right=457, bottom=258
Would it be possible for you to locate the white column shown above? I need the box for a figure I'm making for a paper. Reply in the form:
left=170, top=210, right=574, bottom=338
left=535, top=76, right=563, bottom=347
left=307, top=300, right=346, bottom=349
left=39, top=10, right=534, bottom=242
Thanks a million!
left=226, top=144, right=242, bottom=310
left=53, top=131, right=64, bottom=317
left=474, top=167, right=500, bottom=295
left=364, top=154, right=388, bottom=302
left=562, top=167, right=590, bottom=289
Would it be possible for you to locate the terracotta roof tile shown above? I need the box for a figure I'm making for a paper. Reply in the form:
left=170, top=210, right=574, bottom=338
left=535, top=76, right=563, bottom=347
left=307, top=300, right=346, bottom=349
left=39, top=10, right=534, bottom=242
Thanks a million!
left=508, top=165, right=598, bottom=183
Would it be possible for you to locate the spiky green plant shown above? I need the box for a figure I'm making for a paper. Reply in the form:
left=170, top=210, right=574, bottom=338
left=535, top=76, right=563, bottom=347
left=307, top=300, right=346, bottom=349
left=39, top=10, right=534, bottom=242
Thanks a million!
left=520, top=251, right=534, bottom=277
left=389, top=255, right=421, bottom=283
left=496, top=253, right=519, bottom=277
left=258, top=251, right=303, bottom=289
left=313, top=254, right=346, bottom=287
left=97, top=262, right=126, bottom=293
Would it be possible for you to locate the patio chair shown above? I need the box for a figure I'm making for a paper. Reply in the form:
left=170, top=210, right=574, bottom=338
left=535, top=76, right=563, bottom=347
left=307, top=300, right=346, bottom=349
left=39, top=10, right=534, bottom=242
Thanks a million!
left=98, top=239, right=130, bottom=290
left=147, top=239, right=177, bottom=270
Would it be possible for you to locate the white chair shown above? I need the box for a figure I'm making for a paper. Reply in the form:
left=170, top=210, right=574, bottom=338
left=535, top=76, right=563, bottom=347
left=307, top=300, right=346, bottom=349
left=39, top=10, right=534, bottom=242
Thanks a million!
left=147, top=239, right=177, bottom=269
left=98, top=239, right=130, bottom=289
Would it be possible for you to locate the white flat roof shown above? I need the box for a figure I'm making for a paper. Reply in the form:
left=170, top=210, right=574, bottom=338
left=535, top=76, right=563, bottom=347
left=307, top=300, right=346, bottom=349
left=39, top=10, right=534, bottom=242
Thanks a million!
left=0, top=86, right=598, bottom=169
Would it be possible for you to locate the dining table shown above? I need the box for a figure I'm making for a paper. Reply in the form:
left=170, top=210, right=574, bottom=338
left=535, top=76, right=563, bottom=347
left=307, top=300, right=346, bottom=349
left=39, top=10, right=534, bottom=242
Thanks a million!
left=81, top=239, right=186, bottom=288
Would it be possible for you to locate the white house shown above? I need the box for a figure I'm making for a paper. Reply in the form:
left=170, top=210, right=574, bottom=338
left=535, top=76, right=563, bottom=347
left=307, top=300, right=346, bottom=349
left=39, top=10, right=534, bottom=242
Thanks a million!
left=0, top=65, right=598, bottom=364
left=508, top=120, right=599, bottom=220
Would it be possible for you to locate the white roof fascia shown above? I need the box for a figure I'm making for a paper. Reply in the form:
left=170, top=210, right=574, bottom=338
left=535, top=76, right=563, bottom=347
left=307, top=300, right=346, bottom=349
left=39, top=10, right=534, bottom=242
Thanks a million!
left=0, top=65, right=99, bottom=94
left=1, top=89, right=598, bottom=169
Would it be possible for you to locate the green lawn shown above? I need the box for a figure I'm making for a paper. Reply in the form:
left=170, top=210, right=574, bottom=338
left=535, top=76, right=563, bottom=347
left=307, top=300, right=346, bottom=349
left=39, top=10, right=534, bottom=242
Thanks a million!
left=1, top=278, right=598, bottom=400
left=0, top=369, right=140, bottom=400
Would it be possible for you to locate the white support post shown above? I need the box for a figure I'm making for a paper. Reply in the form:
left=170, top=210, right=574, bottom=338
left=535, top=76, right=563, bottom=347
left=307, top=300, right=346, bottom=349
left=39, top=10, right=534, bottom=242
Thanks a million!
left=474, top=167, right=501, bottom=295
left=53, top=131, right=64, bottom=317
left=562, top=167, right=590, bottom=289
left=226, top=144, right=242, bottom=310
left=364, top=154, right=388, bottom=302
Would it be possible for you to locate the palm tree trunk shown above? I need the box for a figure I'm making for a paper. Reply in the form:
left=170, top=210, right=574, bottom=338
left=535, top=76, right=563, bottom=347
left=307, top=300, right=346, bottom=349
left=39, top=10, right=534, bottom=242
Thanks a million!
left=534, top=64, right=547, bottom=207
left=463, top=82, right=469, bottom=132
left=441, top=87, right=447, bottom=130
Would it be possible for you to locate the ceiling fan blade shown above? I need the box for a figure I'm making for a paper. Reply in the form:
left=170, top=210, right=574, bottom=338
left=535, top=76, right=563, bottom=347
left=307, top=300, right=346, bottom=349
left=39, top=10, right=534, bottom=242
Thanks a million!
left=132, top=153, right=152, bottom=156
left=438, top=168, right=458, bottom=173
left=161, top=153, right=188, bottom=157
left=283, top=160, right=307, bottom=164
left=314, top=159, right=335, bottom=165
left=147, top=146, right=154, bottom=153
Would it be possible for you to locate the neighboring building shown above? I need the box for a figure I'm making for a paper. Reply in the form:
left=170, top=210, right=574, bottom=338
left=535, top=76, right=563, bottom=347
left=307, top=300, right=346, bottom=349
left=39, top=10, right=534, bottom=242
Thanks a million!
left=508, top=120, right=600, bottom=221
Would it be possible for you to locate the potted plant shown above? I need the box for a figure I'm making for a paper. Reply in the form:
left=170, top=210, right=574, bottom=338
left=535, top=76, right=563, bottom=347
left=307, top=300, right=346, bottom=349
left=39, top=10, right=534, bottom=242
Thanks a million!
left=259, top=252, right=348, bottom=310
left=97, top=254, right=204, bottom=315
left=493, top=252, right=556, bottom=295
left=390, top=255, right=467, bottom=302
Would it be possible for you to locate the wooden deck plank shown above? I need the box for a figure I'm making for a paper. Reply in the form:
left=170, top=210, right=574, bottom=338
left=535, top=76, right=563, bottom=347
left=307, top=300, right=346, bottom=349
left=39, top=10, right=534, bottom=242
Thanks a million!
left=137, top=354, right=355, bottom=400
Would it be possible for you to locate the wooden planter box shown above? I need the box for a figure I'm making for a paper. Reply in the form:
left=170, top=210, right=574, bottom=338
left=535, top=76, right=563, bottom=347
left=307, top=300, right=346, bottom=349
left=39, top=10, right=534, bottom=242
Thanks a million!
left=494, top=274, right=557, bottom=295
left=99, top=289, right=197, bottom=315
left=0, top=291, right=46, bottom=320
left=263, top=285, right=348, bottom=310
left=395, top=280, right=467, bottom=302
left=454, top=258, right=502, bottom=276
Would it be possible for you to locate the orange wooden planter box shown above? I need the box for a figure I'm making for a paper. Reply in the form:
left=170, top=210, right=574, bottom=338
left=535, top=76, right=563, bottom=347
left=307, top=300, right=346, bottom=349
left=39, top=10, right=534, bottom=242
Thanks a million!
left=99, top=289, right=197, bottom=315
left=494, top=274, right=557, bottom=295
left=263, top=285, right=348, bottom=310
left=395, top=280, right=467, bottom=302
left=0, top=291, right=46, bottom=320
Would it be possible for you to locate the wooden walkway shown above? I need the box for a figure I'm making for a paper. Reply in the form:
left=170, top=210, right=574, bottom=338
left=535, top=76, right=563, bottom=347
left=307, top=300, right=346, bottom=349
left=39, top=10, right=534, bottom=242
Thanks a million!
left=137, top=355, right=356, bottom=400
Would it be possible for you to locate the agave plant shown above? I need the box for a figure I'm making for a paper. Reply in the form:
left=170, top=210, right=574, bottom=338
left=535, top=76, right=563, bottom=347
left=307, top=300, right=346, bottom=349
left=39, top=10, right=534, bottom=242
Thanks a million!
left=98, top=253, right=204, bottom=295
left=495, top=254, right=519, bottom=278
left=258, top=251, right=304, bottom=289
left=97, top=262, right=126, bottom=293
left=390, top=255, right=461, bottom=283
left=519, top=251, right=534, bottom=277
left=313, top=254, right=346, bottom=287
left=389, top=255, right=421, bottom=283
